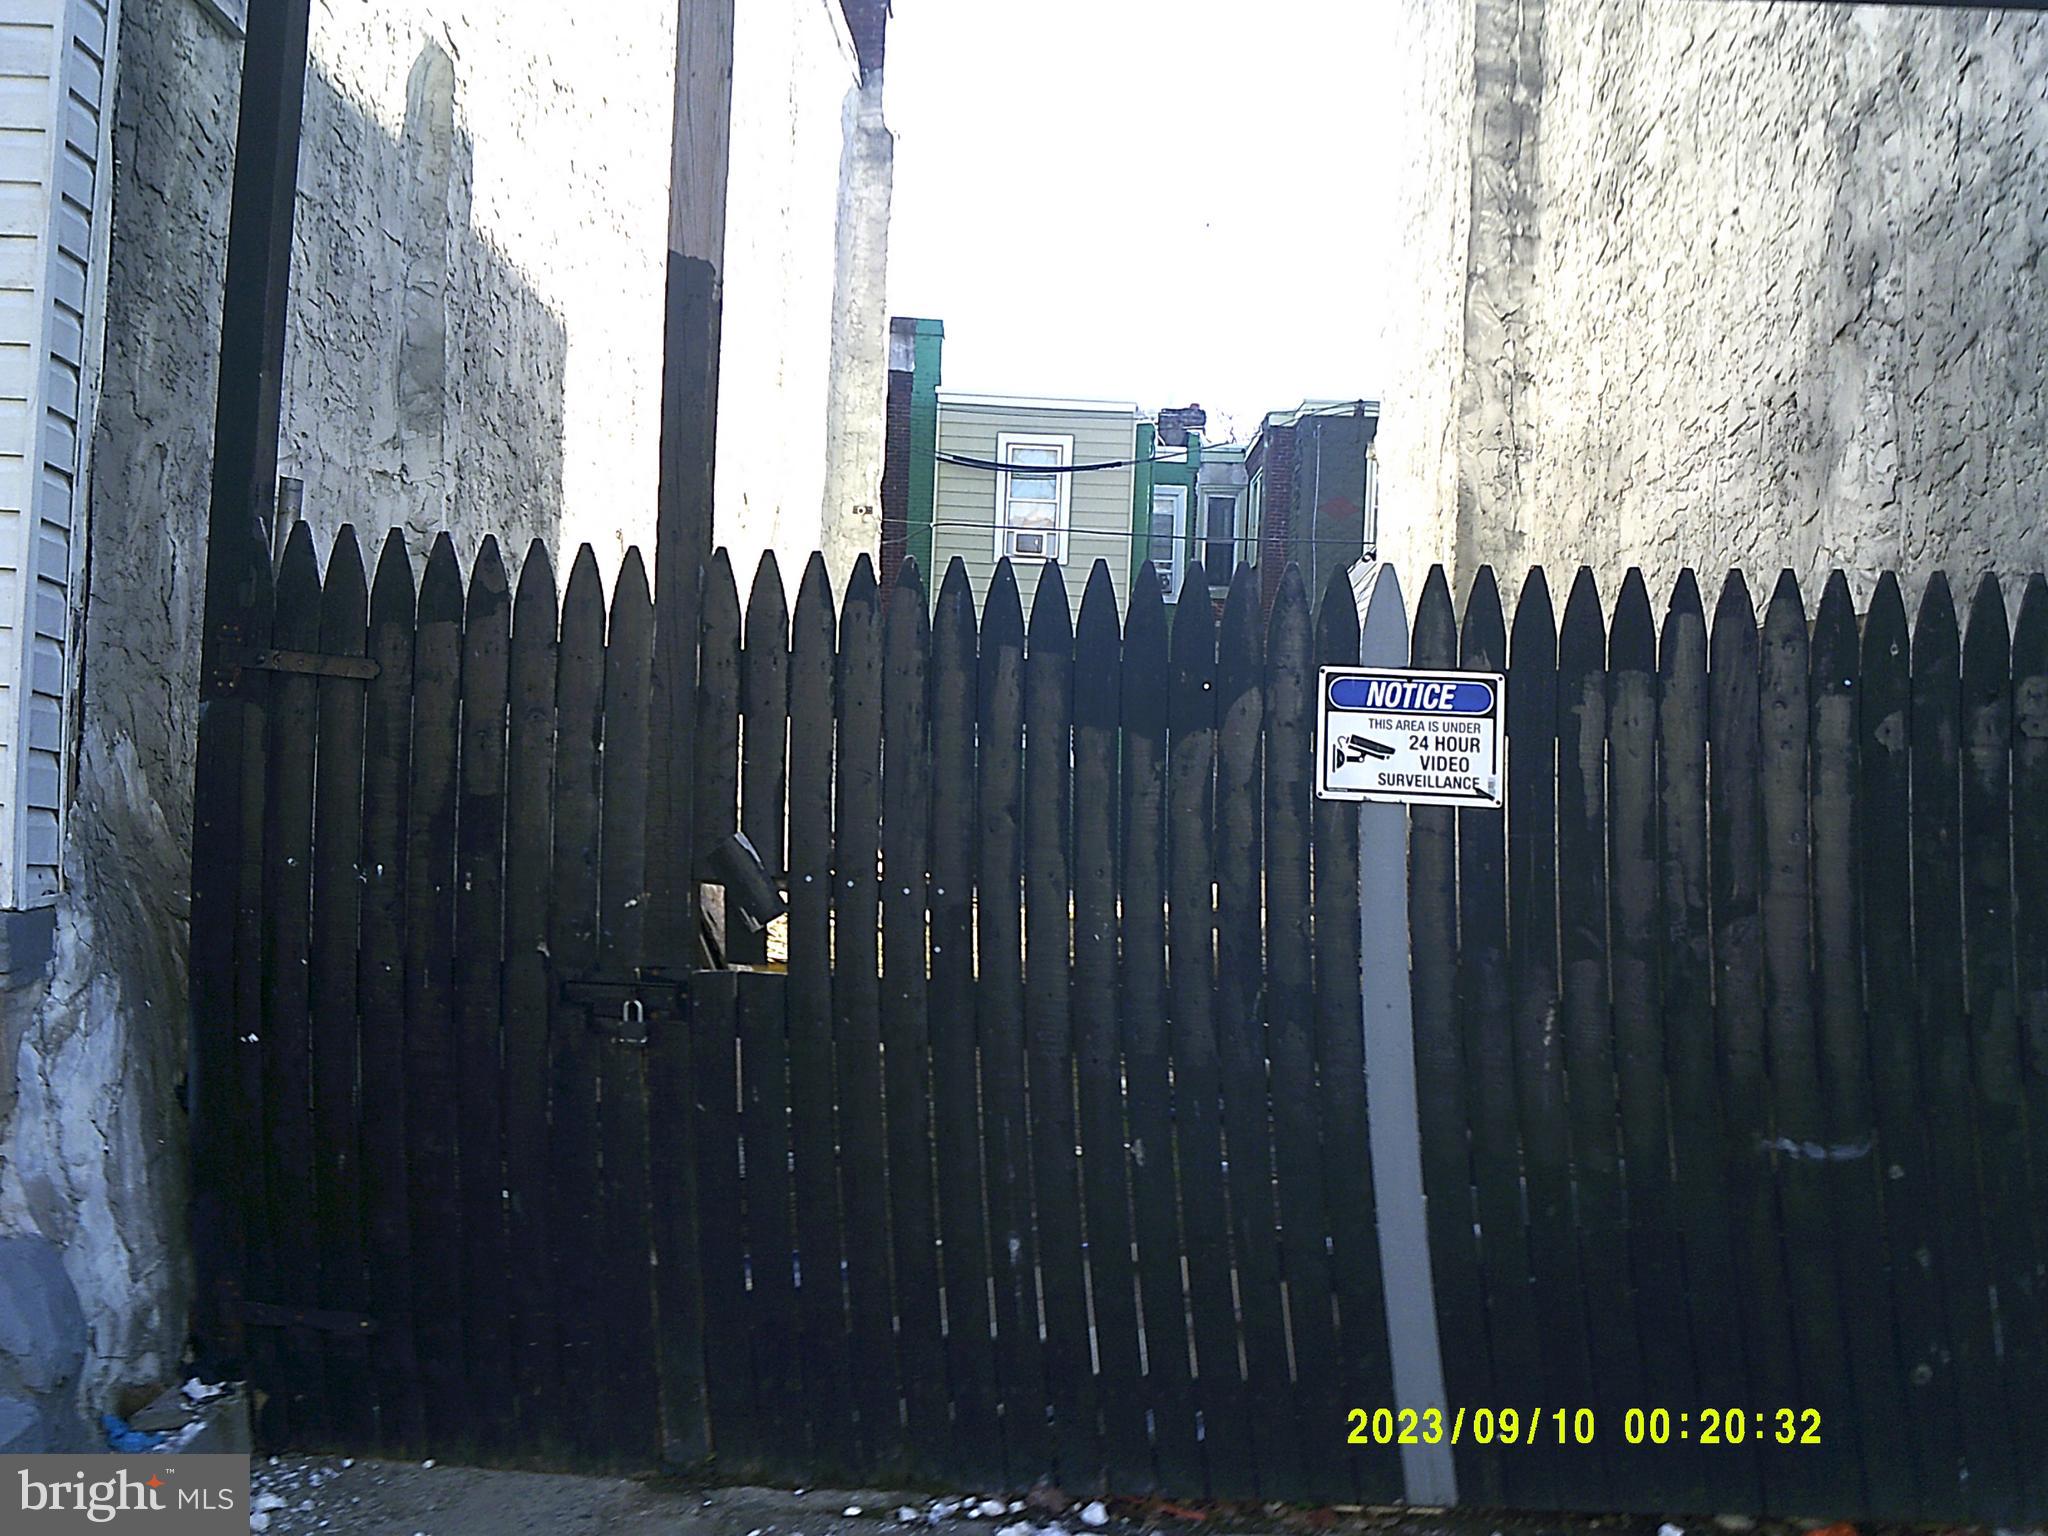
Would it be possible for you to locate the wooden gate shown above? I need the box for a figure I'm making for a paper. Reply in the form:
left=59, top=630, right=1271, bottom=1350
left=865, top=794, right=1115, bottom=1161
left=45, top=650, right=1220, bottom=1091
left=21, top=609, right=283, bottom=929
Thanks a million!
left=205, top=522, right=2048, bottom=1523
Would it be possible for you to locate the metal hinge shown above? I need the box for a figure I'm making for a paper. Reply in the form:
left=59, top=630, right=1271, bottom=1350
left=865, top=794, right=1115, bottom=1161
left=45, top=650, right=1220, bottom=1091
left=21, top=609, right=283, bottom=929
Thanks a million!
left=559, top=967, right=690, bottom=1044
left=242, top=1302, right=377, bottom=1335
left=233, top=647, right=380, bottom=681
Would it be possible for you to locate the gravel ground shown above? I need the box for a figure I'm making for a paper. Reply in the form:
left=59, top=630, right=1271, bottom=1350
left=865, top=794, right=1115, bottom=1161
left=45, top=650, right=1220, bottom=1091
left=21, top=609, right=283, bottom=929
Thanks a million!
left=239, top=1457, right=1929, bottom=1536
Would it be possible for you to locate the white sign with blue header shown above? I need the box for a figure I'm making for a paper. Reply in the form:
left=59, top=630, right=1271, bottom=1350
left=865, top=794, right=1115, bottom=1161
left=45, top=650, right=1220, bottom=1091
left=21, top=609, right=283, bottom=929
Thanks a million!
left=1315, top=666, right=1506, bottom=807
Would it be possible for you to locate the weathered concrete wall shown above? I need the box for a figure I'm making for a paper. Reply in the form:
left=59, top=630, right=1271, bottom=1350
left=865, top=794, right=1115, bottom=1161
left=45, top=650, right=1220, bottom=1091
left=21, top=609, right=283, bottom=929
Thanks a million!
left=0, top=0, right=888, bottom=1417
left=1377, top=0, right=2048, bottom=606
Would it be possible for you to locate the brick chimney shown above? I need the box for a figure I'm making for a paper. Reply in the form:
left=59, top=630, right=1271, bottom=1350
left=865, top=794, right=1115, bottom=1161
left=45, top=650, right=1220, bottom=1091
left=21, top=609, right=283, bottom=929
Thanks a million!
left=1155, top=403, right=1207, bottom=448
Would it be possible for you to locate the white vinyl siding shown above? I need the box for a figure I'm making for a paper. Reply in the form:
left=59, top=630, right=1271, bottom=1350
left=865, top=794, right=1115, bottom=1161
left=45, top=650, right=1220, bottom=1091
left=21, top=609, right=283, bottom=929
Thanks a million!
left=1150, top=484, right=1185, bottom=599
left=0, top=0, right=111, bottom=906
left=931, top=395, right=1138, bottom=616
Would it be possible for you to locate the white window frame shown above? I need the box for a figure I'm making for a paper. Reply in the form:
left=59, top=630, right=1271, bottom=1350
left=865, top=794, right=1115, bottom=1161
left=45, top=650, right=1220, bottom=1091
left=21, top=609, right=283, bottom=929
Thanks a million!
left=1203, top=491, right=1242, bottom=587
left=992, top=432, right=1073, bottom=564
left=1246, top=470, right=1264, bottom=566
left=1149, top=484, right=1187, bottom=599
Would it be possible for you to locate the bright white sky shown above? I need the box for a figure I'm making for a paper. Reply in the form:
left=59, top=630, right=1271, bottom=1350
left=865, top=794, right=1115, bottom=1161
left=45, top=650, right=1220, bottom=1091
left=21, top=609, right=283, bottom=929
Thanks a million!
left=885, top=0, right=1397, bottom=446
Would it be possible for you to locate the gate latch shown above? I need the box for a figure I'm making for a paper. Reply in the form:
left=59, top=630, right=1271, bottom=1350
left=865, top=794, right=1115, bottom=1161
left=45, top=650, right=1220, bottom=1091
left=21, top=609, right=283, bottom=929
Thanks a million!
left=559, top=967, right=689, bottom=1044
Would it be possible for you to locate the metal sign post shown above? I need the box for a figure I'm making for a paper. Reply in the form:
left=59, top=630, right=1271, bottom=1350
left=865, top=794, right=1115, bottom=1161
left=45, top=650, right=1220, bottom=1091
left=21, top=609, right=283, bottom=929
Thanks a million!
left=1351, top=564, right=1457, bottom=1506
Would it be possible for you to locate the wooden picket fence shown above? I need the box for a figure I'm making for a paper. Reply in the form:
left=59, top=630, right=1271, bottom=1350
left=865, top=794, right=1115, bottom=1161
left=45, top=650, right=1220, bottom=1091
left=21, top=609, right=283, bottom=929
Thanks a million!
left=215, top=521, right=2048, bottom=1524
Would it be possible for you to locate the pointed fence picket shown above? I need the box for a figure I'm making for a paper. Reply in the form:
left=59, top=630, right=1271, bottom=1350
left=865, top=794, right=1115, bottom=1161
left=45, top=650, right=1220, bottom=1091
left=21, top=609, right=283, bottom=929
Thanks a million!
left=212, top=530, right=2048, bottom=1524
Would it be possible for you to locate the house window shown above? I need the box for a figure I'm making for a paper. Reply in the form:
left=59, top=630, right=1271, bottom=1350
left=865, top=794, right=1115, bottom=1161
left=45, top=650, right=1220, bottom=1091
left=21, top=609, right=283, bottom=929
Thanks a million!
left=994, top=433, right=1072, bottom=563
left=1204, top=493, right=1240, bottom=584
left=1150, top=485, right=1186, bottom=598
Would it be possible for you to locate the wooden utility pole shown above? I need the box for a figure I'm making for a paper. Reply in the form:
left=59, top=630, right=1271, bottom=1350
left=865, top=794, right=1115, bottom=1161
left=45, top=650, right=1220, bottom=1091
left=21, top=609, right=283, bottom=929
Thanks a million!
left=188, top=0, right=314, bottom=1369
left=647, top=0, right=735, bottom=1467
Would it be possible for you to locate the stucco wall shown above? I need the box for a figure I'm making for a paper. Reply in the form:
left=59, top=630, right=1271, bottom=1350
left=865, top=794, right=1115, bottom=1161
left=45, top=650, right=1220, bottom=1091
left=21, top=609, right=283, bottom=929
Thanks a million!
left=0, top=0, right=890, bottom=1413
left=1376, top=0, right=2048, bottom=606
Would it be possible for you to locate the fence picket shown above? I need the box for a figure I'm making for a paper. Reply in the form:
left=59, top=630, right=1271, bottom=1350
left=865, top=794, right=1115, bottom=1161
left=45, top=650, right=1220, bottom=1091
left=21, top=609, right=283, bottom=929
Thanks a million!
left=502, top=544, right=559, bottom=1435
left=696, top=551, right=742, bottom=952
left=1960, top=575, right=2046, bottom=1517
left=1659, top=570, right=1758, bottom=1513
left=1121, top=566, right=1198, bottom=1490
left=979, top=560, right=1047, bottom=1477
left=1409, top=565, right=1493, bottom=1502
left=1811, top=571, right=1912, bottom=1513
left=262, top=523, right=323, bottom=1441
left=739, top=554, right=789, bottom=960
left=455, top=537, right=512, bottom=1450
left=1609, top=568, right=1699, bottom=1509
left=1459, top=567, right=1547, bottom=1508
left=548, top=546, right=607, bottom=1457
left=1214, top=566, right=1292, bottom=1497
left=929, top=559, right=1002, bottom=1481
left=1026, top=567, right=1094, bottom=1484
left=1262, top=567, right=1341, bottom=1501
left=1167, top=564, right=1253, bottom=1498
left=1073, top=562, right=1145, bottom=1492
left=787, top=553, right=854, bottom=1471
left=1316, top=566, right=1398, bottom=1505
left=881, top=558, right=947, bottom=1471
left=836, top=557, right=902, bottom=1470
left=1506, top=568, right=1602, bottom=1505
left=2009, top=574, right=2048, bottom=1514
left=359, top=530, right=422, bottom=1451
left=310, top=527, right=371, bottom=1447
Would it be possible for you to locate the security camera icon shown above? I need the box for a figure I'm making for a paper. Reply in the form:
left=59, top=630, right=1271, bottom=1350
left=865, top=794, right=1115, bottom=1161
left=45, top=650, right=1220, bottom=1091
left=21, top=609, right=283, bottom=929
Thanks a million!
left=1332, top=733, right=1396, bottom=771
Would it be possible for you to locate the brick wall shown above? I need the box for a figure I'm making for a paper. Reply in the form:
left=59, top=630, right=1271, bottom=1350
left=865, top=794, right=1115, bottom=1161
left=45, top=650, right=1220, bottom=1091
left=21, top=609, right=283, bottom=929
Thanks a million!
left=1254, top=424, right=1296, bottom=612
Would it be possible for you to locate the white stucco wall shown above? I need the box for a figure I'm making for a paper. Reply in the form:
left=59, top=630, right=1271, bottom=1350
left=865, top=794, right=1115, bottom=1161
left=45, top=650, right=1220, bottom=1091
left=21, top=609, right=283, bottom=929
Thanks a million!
left=1377, top=0, right=2048, bottom=607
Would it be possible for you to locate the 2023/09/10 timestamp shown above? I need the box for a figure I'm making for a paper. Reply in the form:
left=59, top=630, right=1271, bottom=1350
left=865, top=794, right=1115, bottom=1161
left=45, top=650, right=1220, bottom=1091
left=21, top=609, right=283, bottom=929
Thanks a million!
left=1345, top=1407, right=1823, bottom=1447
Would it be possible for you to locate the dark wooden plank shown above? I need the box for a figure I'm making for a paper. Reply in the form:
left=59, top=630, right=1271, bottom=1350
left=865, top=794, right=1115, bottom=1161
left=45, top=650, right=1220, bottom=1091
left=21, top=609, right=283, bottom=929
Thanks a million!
left=2009, top=574, right=2048, bottom=1516
left=1559, top=568, right=1649, bottom=1498
left=1120, top=563, right=1198, bottom=1492
left=692, top=549, right=757, bottom=1459
left=1811, top=570, right=1914, bottom=1515
left=1213, top=565, right=1291, bottom=1498
left=598, top=549, right=657, bottom=1463
left=454, top=537, right=512, bottom=1451
left=835, top=555, right=903, bottom=1471
left=501, top=543, right=559, bottom=1439
left=1168, top=561, right=1253, bottom=1499
left=310, top=527, right=371, bottom=1447
left=1073, top=561, right=1144, bottom=1493
left=1263, top=566, right=1344, bottom=1503
left=1026, top=564, right=1095, bottom=1485
left=1314, top=566, right=1399, bottom=1506
left=1658, top=570, right=1758, bottom=1514
left=1910, top=573, right=2013, bottom=1517
left=979, top=559, right=1047, bottom=1478
left=1507, top=567, right=1604, bottom=1508
left=404, top=535, right=466, bottom=1447
left=1961, top=574, right=2046, bottom=1518
left=787, top=553, right=854, bottom=1471
left=1608, top=568, right=1699, bottom=1510
left=736, top=552, right=789, bottom=964
left=929, top=557, right=1003, bottom=1482
left=262, top=522, right=323, bottom=1441
left=235, top=531, right=280, bottom=1443
left=1709, top=571, right=1804, bottom=1511
left=549, top=545, right=608, bottom=1458
left=1409, top=565, right=1496, bottom=1504
left=1759, top=571, right=1863, bottom=1511
left=1860, top=572, right=1959, bottom=1515
left=882, top=557, right=947, bottom=1474
left=1458, top=566, right=1549, bottom=1509
left=695, top=550, right=742, bottom=952
left=359, top=530, right=422, bottom=1451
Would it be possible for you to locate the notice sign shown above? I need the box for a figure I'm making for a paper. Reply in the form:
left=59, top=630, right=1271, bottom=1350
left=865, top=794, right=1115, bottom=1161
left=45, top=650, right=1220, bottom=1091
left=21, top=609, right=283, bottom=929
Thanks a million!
left=1316, top=667, right=1505, bottom=807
